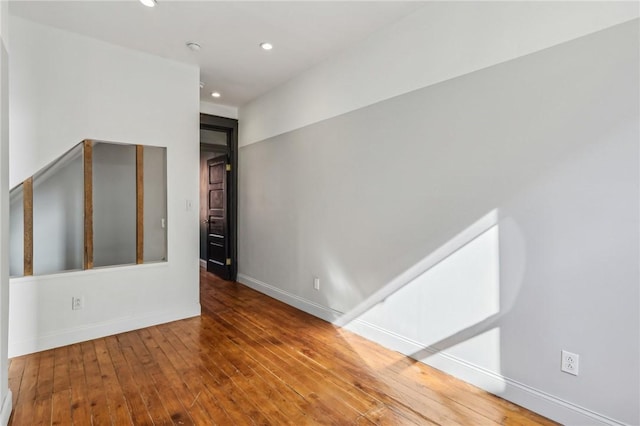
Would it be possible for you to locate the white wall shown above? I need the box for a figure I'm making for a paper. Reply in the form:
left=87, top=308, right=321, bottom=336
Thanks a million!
left=237, top=7, right=639, bottom=426
left=239, top=1, right=638, bottom=146
left=0, top=2, right=12, bottom=424
left=8, top=17, right=200, bottom=357
left=200, top=101, right=238, bottom=119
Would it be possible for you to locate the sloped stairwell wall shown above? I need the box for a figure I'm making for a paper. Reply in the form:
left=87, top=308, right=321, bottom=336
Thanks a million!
left=8, top=17, right=200, bottom=357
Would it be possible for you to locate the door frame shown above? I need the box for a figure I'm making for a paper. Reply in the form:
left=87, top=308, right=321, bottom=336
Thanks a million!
left=200, top=113, right=238, bottom=281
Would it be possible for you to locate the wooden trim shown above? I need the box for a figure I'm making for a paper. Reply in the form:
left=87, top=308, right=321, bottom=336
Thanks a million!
left=229, top=120, right=239, bottom=281
left=23, top=177, right=33, bottom=276
left=136, top=145, right=144, bottom=264
left=83, top=140, right=94, bottom=270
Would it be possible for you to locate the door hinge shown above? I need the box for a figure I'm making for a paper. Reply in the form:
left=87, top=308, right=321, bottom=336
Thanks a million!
left=226, top=164, right=231, bottom=172
left=226, top=258, right=232, bottom=266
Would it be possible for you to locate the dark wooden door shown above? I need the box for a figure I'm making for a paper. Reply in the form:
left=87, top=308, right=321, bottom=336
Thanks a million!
left=206, top=155, right=230, bottom=279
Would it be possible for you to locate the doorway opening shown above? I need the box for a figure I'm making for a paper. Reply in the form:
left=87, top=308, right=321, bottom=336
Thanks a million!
left=200, top=114, right=238, bottom=281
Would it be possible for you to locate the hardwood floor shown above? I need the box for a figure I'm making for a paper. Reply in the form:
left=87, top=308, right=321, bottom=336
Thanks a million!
left=8, top=269, right=557, bottom=425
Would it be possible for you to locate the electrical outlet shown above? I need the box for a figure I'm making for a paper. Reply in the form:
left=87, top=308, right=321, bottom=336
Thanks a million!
left=561, top=350, right=579, bottom=376
left=313, top=277, right=320, bottom=291
left=72, top=296, right=84, bottom=311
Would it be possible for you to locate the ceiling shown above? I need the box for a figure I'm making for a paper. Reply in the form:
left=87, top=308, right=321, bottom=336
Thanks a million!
left=9, top=1, right=426, bottom=108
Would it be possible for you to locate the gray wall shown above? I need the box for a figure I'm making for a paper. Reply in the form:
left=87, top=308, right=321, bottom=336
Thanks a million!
left=32, top=149, right=84, bottom=275
left=143, top=146, right=167, bottom=262
left=9, top=188, right=23, bottom=277
left=238, top=21, right=639, bottom=424
left=93, top=143, right=136, bottom=267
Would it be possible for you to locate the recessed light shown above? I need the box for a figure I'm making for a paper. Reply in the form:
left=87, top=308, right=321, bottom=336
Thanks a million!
left=260, top=42, right=273, bottom=51
left=211, top=92, right=221, bottom=98
left=139, top=0, right=157, bottom=7
left=186, top=42, right=201, bottom=52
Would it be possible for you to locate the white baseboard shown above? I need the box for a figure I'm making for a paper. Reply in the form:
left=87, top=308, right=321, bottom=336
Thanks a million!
left=8, top=304, right=201, bottom=358
left=0, top=390, right=12, bottom=426
left=238, top=273, right=342, bottom=323
left=236, top=273, right=626, bottom=426
left=199, top=259, right=206, bottom=268
left=345, top=319, right=626, bottom=426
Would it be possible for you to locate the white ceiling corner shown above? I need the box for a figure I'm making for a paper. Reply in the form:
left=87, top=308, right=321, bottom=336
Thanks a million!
left=9, top=0, right=426, bottom=108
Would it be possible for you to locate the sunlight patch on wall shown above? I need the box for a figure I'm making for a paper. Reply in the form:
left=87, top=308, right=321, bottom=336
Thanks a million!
left=338, top=215, right=504, bottom=391
left=357, top=223, right=499, bottom=342
left=335, top=210, right=499, bottom=328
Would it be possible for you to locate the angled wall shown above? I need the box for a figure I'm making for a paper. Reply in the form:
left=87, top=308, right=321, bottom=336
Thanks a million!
left=238, top=3, right=639, bottom=425
left=200, top=101, right=238, bottom=120
left=8, top=17, right=200, bottom=357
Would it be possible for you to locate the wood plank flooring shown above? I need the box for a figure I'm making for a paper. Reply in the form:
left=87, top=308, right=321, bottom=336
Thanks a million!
left=8, top=269, right=558, bottom=425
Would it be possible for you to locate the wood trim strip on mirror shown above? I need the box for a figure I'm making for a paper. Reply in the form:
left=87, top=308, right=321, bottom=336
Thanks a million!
left=84, top=140, right=94, bottom=270
left=23, top=177, right=33, bottom=276
left=136, top=145, right=144, bottom=264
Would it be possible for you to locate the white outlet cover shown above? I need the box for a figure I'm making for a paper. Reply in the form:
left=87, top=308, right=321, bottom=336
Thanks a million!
left=72, top=296, right=84, bottom=310
left=561, top=350, right=579, bottom=376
